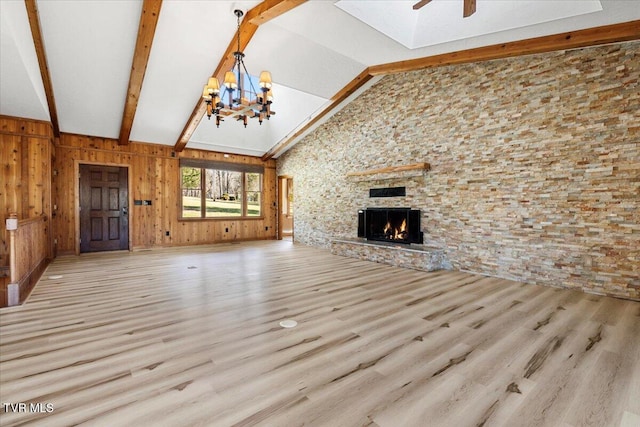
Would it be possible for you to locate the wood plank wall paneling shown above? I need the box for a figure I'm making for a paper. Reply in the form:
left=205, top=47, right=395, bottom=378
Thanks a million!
left=53, top=133, right=277, bottom=254
left=1, top=135, right=22, bottom=222
left=0, top=115, right=53, bottom=139
left=27, top=136, right=52, bottom=219
left=0, top=115, right=54, bottom=245
left=0, top=276, right=8, bottom=308
left=0, top=115, right=54, bottom=307
left=13, top=215, right=50, bottom=303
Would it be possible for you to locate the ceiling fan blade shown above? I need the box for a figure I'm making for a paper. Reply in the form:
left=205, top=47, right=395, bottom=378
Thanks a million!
left=413, top=0, right=432, bottom=10
left=463, top=0, right=476, bottom=17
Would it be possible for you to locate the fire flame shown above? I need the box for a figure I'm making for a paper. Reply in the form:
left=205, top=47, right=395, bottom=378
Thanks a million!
left=384, top=218, right=407, bottom=240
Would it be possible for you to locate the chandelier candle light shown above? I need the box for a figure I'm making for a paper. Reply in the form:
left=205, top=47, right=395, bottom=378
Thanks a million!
left=202, top=9, right=274, bottom=128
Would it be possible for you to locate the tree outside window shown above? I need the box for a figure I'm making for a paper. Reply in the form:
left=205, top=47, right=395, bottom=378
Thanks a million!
left=180, top=164, right=262, bottom=219
left=181, top=167, right=201, bottom=218
left=246, top=173, right=262, bottom=217
left=204, top=169, right=242, bottom=217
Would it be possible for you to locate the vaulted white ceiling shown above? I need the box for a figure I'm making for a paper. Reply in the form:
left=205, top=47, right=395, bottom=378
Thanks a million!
left=1, top=0, right=639, bottom=157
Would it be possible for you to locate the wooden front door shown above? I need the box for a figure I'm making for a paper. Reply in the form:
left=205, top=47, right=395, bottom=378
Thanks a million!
left=79, top=165, right=129, bottom=253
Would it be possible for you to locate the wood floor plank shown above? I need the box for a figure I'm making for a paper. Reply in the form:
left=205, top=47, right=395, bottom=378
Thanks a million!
left=0, top=240, right=638, bottom=426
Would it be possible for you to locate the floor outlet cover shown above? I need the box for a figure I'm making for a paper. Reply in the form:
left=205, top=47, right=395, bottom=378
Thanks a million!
left=279, top=319, right=298, bottom=328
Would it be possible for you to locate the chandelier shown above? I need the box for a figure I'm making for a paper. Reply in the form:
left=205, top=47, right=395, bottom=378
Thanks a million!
left=202, top=9, right=274, bottom=128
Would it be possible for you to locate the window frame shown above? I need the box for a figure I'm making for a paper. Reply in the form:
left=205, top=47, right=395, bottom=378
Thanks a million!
left=179, top=159, right=264, bottom=220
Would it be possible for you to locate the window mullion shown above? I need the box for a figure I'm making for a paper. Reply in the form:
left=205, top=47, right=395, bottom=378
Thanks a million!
left=258, top=174, right=264, bottom=218
left=242, top=172, right=247, bottom=217
left=201, top=168, right=206, bottom=218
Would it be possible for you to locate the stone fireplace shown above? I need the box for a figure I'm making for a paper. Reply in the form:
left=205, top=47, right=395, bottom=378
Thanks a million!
left=330, top=207, right=446, bottom=272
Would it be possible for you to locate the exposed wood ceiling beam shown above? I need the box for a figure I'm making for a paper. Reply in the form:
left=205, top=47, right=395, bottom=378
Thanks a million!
left=173, top=0, right=307, bottom=153
left=463, top=0, right=476, bottom=18
left=246, top=0, right=306, bottom=25
left=369, top=20, right=640, bottom=76
left=118, top=0, right=163, bottom=146
left=261, top=69, right=374, bottom=160
left=24, top=0, right=60, bottom=137
left=263, top=20, right=640, bottom=160
left=412, top=0, right=432, bottom=10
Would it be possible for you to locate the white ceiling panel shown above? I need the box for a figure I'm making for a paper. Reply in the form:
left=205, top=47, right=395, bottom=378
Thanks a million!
left=274, top=75, right=384, bottom=158
left=130, top=0, right=261, bottom=146
left=36, top=0, right=142, bottom=138
left=335, top=0, right=420, bottom=49
left=0, top=1, right=49, bottom=121
left=244, top=23, right=367, bottom=99
left=272, top=1, right=638, bottom=67
left=265, top=1, right=410, bottom=66
left=336, top=0, right=603, bottom=50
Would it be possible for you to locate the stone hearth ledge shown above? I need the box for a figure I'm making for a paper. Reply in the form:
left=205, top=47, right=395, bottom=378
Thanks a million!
left=331, top=238, right=451, bottom=272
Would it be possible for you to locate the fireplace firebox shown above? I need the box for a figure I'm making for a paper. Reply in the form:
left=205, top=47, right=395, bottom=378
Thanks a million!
left=358, top=208, right=423, bottom=244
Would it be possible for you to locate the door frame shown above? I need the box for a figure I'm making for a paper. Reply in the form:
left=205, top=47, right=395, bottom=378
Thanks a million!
left=74, top=161, right=133, bottom=255
left=277, top=175, right=293, bottom=241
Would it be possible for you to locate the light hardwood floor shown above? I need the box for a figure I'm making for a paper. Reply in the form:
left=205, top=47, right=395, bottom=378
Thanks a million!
left=1, top=241, right=639, bottom=427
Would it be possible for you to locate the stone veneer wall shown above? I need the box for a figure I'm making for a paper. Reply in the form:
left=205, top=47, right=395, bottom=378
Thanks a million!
left=276, top=42, right=640, bottom=301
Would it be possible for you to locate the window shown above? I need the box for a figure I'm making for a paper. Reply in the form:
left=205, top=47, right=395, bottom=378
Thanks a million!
left=180, top=160, right=263, bottom=219
left=181, top=167, right=202, bottom=218
left=204, top=169, right=243, bottom=217
left=246, top=172, right=262, bottom=217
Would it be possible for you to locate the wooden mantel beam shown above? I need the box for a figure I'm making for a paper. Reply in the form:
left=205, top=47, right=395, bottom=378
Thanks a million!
left=173, top=0, right=307, bottom=153
left=118, top=0, right=163, bottom=146
left=24, top=0, right=60, bottom=137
